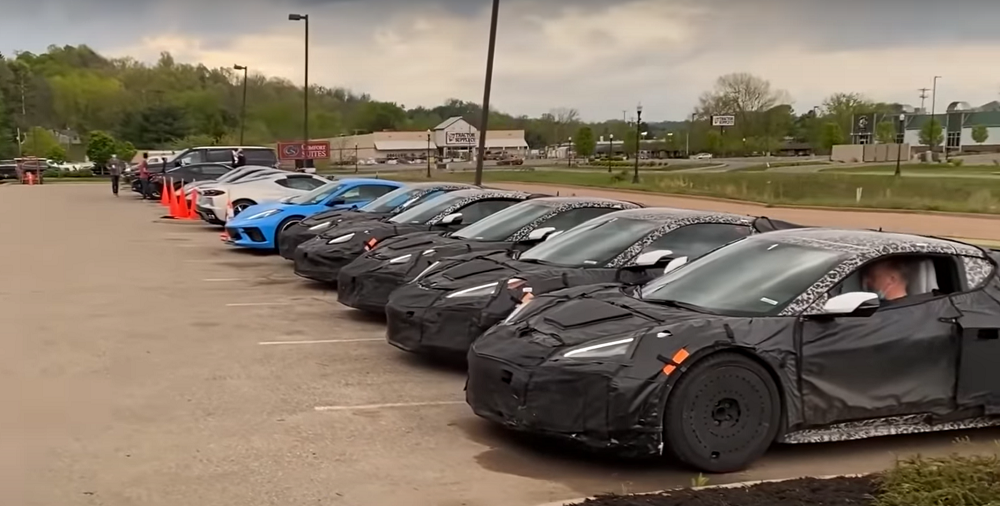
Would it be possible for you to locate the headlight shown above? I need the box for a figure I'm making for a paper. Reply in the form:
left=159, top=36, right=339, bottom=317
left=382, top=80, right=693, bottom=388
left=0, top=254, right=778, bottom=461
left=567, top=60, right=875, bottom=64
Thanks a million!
left=445, top=278, right=524, bottom=299
left=422, top=249, right=436, bottom=256
left=389, top=253, right=412, bottom=264
left=246, top=209, right=282, bottom=220
left=327, top=232, right=355, bottom=244
left=309, top=221, right=331, bottom=231
left=412, top=261, right=441, bottom=283
left=561, top=336, right=636, bottom=359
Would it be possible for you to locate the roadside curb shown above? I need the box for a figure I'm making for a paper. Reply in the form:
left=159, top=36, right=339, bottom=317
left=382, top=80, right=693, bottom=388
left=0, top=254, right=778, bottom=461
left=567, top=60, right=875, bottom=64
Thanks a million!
left=532, top=473, right=864, bottom=506
left=489, top=182, right=1000, bottom=221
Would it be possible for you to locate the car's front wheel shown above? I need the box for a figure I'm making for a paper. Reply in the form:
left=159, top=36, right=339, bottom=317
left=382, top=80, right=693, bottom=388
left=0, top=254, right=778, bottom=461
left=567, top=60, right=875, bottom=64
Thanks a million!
left=232, top=199, right=256, bottom=216
left=663, top=352, right=781, bottom=473
left=274, top=216, right=304, bottom=251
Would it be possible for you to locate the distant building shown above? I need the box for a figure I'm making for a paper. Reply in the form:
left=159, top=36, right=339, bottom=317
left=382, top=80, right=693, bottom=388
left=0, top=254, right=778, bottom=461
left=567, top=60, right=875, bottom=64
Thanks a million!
left=852, top=101, right=1000, bottom=153
left=323, top=117, right=528, bottom=162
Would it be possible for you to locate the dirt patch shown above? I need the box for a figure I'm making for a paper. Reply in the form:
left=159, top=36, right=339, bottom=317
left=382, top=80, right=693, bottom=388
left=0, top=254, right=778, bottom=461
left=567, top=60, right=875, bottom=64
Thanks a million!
left=573, top=476, right=876, bottom=506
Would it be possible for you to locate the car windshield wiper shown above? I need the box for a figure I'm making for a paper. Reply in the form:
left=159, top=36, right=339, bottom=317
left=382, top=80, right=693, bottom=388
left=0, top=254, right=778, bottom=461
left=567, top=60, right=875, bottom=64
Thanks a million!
left=647, top=298, right=711, bottom=313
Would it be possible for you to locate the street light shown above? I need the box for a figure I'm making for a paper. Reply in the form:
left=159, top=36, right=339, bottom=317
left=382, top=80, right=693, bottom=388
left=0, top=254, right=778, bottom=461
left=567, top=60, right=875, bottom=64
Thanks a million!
left=685, top=113, right=694, bottom=158
left=607, top=134, right=615, bottom=173
left=632, top=103, right=643, bottom=183
left=233, top=64, right=248, bottom=145
left=930, top=75, right=942, bottom=161
left=426, top=130, right=432, bottom=178
left=288, top=13, right=310, bottom=169
left=567, top=136, right=572, bottom=167
left=473, top=0, right=501, bottom=187
left=354, top=143, right=359, bottom=173
left=895, top=113, right=906, bottom=177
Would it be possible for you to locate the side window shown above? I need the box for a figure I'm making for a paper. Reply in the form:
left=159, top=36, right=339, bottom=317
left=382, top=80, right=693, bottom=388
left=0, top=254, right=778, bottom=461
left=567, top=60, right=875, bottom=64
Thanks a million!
left=457, top=199, right=520, bottom=224
left=538, top=207, right=619, bottom=232
left=363, top=185, right=397, bottom=199
left=829, top=254, right=963, bottom=301
left=338, top=186, right=365, bottom=203
left=245, top=149, right=277, bottom=165
left=179, top=151, right=204, bottom=165
left=277, top=177, right=326, bottom=191
left=644, top=223, right=752, bottom=260
left=206, top=149, right=235, bottom=163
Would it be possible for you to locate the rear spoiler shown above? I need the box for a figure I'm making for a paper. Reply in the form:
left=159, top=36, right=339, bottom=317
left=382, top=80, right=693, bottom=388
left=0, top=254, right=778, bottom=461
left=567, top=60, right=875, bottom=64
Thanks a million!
left=753, top=216, right=806, bottom=232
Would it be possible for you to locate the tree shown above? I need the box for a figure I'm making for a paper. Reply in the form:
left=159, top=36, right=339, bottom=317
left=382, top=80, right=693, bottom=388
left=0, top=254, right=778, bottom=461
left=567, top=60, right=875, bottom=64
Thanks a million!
left=622, top=129, right=640, bottom=157
left=46, top=144, right=67, bottom=163
left=116, top=140, right=137, bottom=162
left=919, top=119, right=944, bottom=148
left=820, top=122, right=845, bottom=151
left=972, top=125, right=989, bottom=145
left=573, top=126, right=596, bottom=158
left=86, top=130, right=118, bottom=166
left=22, top=126, right=60, bottom=157
left=696, top=73, right=790, bottom=149
left=875, top=120, right=897, bottom=144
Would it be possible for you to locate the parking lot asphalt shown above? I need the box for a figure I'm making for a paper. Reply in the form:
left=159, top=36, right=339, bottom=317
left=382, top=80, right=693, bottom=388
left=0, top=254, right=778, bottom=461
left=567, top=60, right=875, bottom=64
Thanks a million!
left=5, top=183, right=1000, bottom=506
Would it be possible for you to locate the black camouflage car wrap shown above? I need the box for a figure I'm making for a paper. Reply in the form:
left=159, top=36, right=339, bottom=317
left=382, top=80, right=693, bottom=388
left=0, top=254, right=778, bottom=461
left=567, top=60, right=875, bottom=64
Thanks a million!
left=292, top=189, right=542, bottom=283
left=384, top=208, right=802, bottom=358
left=466, top=228, right=1000, bottom=473
left=277, top=183, right=477, bottom=259
left=336, top=197, right=640, bottom=313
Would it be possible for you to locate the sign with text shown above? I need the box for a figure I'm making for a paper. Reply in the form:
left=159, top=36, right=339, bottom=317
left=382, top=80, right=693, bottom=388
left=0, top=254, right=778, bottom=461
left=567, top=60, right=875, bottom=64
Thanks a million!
left=711, top=115, right=736, bottom=127
left=445, top=132, right=478, bottom=146
left=278, top=141, right=331, bottom=160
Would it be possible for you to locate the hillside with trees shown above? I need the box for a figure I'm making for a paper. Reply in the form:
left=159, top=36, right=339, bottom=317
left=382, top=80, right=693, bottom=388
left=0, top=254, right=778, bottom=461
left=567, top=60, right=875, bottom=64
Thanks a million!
left=0, top=45, right=903, bottom=160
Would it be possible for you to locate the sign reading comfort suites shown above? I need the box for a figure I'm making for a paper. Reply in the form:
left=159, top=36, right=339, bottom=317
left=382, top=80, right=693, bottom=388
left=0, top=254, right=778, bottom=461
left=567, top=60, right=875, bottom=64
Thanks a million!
left=445, top=132, right=478, bottom=146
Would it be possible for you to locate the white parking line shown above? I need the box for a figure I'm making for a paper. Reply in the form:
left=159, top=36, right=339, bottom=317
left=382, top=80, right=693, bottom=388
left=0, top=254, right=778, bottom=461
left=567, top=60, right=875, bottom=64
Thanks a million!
left=203, top=278, right=245, bottom=282
left=258, top=338, right=384, bottom=346
left=314, top=401, right=465, bottom=412
left=226, top=302, right=292, bottom=307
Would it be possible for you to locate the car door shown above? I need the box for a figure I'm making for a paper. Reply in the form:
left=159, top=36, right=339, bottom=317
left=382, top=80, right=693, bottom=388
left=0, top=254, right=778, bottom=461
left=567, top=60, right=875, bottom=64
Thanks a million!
left=953, top=259, right=1000, bottom=414
left=797, top=254, right=964, bottom=427
left=201, top=164, right=232, bottom=179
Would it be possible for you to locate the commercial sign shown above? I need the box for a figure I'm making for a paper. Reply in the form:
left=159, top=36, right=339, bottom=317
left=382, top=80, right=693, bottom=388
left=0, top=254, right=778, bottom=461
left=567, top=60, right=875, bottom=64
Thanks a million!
left=711, top=115, right=736, bottom=127
left=277, top=141, right=331, bottom=160
left=445, top=132, right=478, bottom=146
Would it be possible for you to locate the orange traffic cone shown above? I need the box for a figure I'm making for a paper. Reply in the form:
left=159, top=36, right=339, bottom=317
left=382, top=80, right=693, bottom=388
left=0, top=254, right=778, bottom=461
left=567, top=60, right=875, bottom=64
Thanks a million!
left=169, top=181, right=186, bottom=219
left=178, top=187, right=191, bottom=218
left=160, top=178, right=171, bottom=206
left=224, top=196, right=234, bottom=222
left=185, top=189, right=199, bottom=220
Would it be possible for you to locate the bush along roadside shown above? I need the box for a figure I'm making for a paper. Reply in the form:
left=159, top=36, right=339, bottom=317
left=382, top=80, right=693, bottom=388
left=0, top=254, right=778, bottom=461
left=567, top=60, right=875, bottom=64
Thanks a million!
left=569, top=453, right=1000, bottom=506
left=43, top=168, right=97, bottom=178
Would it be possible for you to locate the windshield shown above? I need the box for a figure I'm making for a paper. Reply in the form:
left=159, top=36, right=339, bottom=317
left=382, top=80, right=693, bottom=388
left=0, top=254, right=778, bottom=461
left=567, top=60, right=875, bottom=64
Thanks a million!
left=388, top=192, right=465, bottom=225
left=519, top=216, right=660, bottom=267
left=361, top=187, right=423, bottom=213
left=639, top=237, right=848, bottom=316
left=290, top=182, right=345, bottom=205
left=452, top=202, right=553, bottom=241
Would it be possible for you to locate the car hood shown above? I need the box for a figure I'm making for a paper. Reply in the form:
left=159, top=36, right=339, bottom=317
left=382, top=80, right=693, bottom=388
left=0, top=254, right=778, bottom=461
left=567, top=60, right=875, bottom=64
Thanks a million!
left=230, top=201, right=286, bottom=222
left=473, top=284, right=789, bottom=367
left=303, top=208, right=383, bottom=226
left=417, top=250, right=617, bottom=294
left=317, top=220, right=431, bottom=244
left=366, top=232, right=503, bottom=262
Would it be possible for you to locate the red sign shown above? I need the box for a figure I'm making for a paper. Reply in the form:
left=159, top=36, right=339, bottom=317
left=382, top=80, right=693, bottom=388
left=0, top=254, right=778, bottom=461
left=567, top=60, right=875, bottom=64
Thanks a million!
left=278, top=141, right=331, bottom=160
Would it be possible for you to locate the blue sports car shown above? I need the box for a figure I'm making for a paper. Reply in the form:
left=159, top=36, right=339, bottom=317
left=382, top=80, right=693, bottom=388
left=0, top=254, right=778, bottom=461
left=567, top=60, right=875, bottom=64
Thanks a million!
left=224, top=178, right=405, bottom=251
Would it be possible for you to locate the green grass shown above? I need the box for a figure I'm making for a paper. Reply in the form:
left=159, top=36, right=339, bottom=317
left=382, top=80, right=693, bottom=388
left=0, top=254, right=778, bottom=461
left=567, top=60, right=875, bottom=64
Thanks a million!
left=396, top=169, right=1000, bottom=214
left=736, top=160, right=831, bottom=172
left=876, top=453, right=1000, bottom=506
left=823, top=164, right=1000, bottom=174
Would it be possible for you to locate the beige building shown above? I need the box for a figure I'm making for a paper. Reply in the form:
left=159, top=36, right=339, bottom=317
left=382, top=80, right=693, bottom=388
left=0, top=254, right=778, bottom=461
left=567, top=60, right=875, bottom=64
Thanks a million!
left=323, top=117, right=529, bottom=163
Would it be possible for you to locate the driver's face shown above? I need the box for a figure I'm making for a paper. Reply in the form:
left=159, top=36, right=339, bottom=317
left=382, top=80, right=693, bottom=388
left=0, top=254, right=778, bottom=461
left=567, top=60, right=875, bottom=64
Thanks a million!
left=863, top=264, right=896, bottom=294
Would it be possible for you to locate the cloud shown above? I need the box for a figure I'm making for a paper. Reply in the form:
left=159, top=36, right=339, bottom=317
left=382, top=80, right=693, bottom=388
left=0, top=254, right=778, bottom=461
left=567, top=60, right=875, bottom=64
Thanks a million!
left=2, top=0, right=998, bottom=120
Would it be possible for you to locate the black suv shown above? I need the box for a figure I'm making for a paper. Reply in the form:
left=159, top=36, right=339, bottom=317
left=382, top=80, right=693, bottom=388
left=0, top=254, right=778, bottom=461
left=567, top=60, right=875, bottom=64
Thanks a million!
left=171, top=146, right=277, bottom=168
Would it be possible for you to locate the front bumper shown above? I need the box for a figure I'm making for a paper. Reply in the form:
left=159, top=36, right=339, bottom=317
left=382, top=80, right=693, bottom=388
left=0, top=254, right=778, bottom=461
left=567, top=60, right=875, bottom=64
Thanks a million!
left=196, top=205, right=224, bottom=225
left=279, top=225, right=321, bottom=260
left=224, top=223, right=274, bottom=249
left=292, top=241, right=358, bottom=283
left=466, top=345, right=664, bottom=456
left=336, top=258, right=409, bottom=313
left=384, top=285, right=491, bottom=358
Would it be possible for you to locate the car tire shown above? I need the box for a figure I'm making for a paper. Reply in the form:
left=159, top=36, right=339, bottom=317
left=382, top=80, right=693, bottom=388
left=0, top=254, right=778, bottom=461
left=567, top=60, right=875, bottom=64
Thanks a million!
left=232, top=199, right=256, bottom=216
left=663, top=352, right=781, bottom=473
left=274, top=216, right=304, bottom=251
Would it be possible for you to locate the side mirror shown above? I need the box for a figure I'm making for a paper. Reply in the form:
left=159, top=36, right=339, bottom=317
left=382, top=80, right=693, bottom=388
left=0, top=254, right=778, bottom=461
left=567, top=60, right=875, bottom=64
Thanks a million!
left=545, top=230, right=564, bottom=241
left=438, top=213, right=463, bottom=226
left=634, top=249, right=674, bottom=267
left=326, top=198, right=346, bottom=207
left=526, top=227, right=557, bottom=241
left=662, top=256, right=688, bottom=274
left=822, top=292, right=880, bottom=317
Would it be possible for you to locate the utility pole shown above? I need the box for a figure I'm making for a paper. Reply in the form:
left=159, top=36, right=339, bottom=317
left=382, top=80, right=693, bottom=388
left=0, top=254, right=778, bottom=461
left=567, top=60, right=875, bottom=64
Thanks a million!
left=473, top=0, right=500, bottom=187
left=16, top=73, right=26, bottom=156
left=917, top=88, right=930, bottom=111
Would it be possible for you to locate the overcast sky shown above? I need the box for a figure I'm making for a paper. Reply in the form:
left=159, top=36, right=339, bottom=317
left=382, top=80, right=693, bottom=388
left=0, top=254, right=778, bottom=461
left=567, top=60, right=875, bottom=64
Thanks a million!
left=1, top=0, right=998, bottom=121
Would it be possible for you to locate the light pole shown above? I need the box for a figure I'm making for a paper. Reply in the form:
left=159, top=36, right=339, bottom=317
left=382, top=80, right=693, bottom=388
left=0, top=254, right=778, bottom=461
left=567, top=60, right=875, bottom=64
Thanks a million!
left=930, top=75, right=941, bottom=160
left=895, top=113, right=905, bottom=177
left=233, top=64, right=248, bottom=145
left=685, top=113, right=694, bottom=158
left=567, top=136, right=572, bottom=167
left=426, top=130, right=432, bottom=178
left=608, top=134, right=614, bottom=173
left=288, top=13, right=310, bottom=169
left=473, top=0, right=500, bottom=187
left=632, top=103, right=642, bottom=183
left=354, top=144, right=359, bottom=173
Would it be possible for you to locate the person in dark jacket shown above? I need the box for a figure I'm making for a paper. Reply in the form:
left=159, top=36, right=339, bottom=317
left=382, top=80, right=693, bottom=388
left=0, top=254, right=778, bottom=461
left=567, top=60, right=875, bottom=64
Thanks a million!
left=138, top=152, right=152, bottom=200
left=108, top=154, right=122, bottom=196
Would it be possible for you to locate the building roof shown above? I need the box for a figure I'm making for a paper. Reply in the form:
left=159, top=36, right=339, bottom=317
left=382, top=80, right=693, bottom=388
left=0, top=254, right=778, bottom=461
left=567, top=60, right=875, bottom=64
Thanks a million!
left=484, top=138, right=529, bottom=148
left=434, top=117, right=468, bottom=131
left=375, top=140, right=439, bottom=151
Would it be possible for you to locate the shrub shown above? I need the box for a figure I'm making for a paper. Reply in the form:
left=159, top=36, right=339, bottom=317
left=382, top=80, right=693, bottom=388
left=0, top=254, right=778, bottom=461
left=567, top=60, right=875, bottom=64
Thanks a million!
left=43, top=169, right=61, bottom=178
left=875, top=454, right=1000, bottom=506
left=950, top=158, right=965, bottom=167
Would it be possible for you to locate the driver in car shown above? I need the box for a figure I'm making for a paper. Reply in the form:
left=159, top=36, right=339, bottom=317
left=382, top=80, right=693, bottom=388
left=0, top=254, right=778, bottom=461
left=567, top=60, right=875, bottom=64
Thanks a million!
left=861, top=258, right=911, bottom=303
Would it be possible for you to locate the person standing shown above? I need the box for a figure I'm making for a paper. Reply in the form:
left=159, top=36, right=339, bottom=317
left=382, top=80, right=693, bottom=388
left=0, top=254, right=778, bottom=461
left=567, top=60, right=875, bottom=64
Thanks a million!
left=138, top=152, right=152, bottom=200
left=108, top=154, right=122, bottom=196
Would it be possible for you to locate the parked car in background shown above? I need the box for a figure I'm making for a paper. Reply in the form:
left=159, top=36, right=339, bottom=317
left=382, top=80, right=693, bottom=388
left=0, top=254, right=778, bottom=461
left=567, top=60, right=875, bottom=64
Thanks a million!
left=195, top=172, right=330, bottom=224
left=180, top=166, right=283, bottom=196
left=690, top=152, right=713, bottom=160
left=223, top=178, right=404, bottom=251
left=147, top=163, right=234, bottom=196
left=170, top=146, right=277, bottom=169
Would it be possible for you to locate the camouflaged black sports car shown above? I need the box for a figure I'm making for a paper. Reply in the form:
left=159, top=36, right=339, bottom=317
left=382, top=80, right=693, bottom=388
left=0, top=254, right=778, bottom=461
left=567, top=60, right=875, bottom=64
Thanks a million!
left=292, top=189, right=546, bottom=283
left=467, top=228, right=1000, bottom=473
left=277, top=182, right=477, bottom=260
left=336, top=197, right=640, bottom=313
left=385, top=208, right=801, bottom=359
